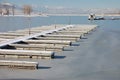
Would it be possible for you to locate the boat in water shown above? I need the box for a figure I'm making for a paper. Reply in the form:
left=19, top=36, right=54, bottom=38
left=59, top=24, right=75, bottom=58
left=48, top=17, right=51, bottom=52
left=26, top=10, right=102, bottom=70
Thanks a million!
left=88, top=14, right=105, bottom=20
left=88, top=14, right=120, bottom=20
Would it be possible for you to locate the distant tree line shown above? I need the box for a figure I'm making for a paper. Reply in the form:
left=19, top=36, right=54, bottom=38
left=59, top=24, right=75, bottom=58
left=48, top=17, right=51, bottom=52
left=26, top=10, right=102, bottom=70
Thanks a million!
left=23, top=5, right=32, bottom=15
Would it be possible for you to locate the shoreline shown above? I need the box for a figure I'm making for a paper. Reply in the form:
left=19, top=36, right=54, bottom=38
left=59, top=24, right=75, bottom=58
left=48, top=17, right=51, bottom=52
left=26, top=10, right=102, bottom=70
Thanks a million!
left=0, top=14, right=120, bottom=17
left=47, top=14, right=120, bottom=16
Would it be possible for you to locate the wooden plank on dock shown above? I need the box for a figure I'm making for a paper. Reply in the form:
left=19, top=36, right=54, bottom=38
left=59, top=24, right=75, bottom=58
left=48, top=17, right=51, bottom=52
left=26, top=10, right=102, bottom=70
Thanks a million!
left=0, top=33, right=25, bottom=36
left=0, top=49, right=55, bottom=59
left=0, top=38, right=11, bottom=41
left=43, top=34, right=82, bottom=38
left=0, top=36, right=17, bottom=39
left=36, top=37, right=79, bottom=42
left=9, top=44, right=64, bottom=51
left=23, top=40, right=72, bottom=45
left=0, top=60, right=38, bottom=69
left=53, top=32, right=84, bottom=36
left=66, top=25, right=97, bottom=32
left=57, top=31, right=88, bottom=34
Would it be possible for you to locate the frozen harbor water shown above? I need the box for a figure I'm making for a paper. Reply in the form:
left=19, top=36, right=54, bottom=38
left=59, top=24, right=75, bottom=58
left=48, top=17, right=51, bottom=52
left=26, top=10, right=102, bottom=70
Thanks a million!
left=0, top=16, right=120, bottom=80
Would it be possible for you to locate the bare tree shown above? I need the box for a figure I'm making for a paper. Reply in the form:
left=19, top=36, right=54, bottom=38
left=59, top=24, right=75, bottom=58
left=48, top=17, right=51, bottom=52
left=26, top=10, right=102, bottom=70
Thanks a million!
left=23, top=5, right=32, bottom=15
left=0, top=8, right=2, bottom=15
left=4, top=8, right=9, bottom=15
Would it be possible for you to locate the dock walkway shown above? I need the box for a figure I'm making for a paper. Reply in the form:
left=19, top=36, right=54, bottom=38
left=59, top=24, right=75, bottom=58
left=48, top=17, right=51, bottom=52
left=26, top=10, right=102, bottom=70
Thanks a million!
left=0, top=24, right=97, bottom=69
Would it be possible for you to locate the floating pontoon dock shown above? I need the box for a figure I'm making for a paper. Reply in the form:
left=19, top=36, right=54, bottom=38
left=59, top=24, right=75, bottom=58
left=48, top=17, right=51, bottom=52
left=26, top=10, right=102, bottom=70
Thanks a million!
left=0, top=24, right=97, bottom=69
